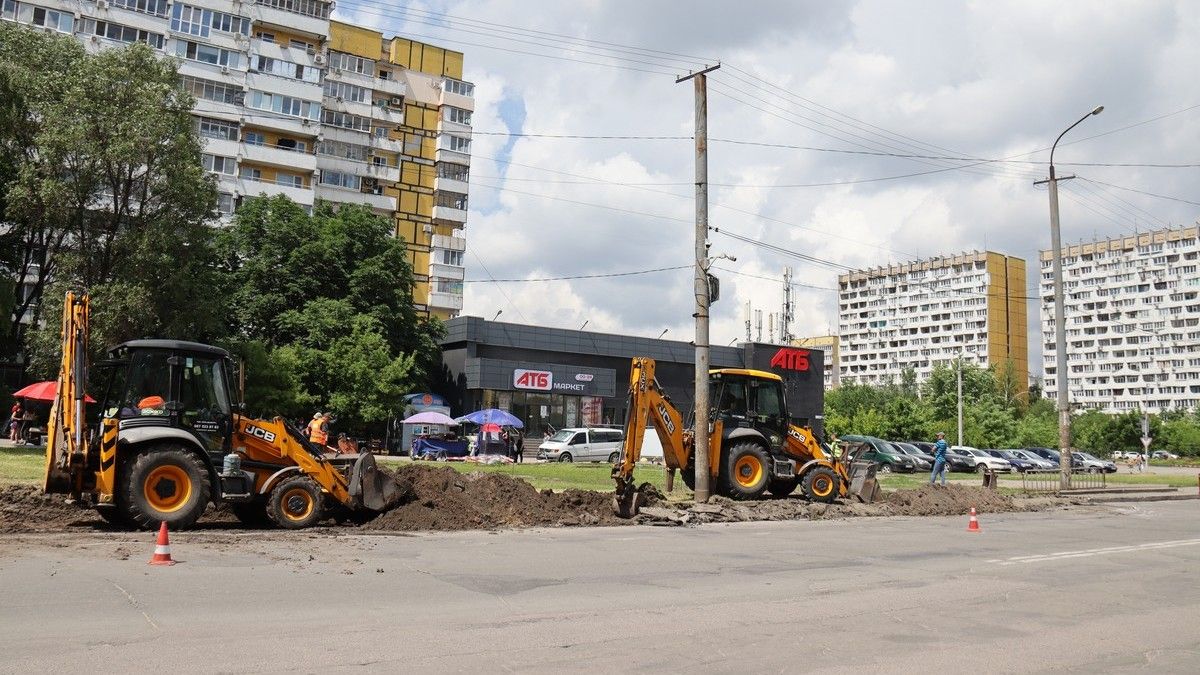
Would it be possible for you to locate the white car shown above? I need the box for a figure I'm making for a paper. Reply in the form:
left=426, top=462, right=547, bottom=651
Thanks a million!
left=1007, top=449, right=1055, bottom=469
left=537, top=428, right=624, bottom=463
left=1151, top=451, right=1179, bottom=460
left=952, top=446, right=1013, bottom=473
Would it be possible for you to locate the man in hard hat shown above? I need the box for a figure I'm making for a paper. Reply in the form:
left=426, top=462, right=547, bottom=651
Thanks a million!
left=306, top=412, right=330, bottom=448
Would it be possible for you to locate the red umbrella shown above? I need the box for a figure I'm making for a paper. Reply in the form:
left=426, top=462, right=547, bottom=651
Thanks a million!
left=13, top=381, right=96, bottom=403
left=480, top=422, right=501, bottom=433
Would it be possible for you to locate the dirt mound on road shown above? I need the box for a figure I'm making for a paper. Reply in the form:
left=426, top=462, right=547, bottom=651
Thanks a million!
left=0, top=485, right=98, bottom=533
left=886, top=485, right=1015, bottom=516
left=360, top=464, right=632, bottom=532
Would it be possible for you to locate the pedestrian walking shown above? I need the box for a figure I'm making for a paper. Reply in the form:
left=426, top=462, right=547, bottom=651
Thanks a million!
left=930, top=431, right=949, bottom=486
left=514, top=429, right=524, bottom=463
left=9, top=400, right=22, bottom=442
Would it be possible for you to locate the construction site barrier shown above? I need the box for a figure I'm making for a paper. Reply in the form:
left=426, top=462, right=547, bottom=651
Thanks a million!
left=1020, top=468, right=1107, bottom=492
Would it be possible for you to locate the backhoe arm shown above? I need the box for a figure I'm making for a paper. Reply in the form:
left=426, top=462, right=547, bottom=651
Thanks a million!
left=44, top=292, right=90, bottom=495
left=612, top=357, right=690, bottom=517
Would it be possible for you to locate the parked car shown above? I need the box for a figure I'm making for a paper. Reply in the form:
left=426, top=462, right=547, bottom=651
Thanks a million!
left=1151, top=451, right=1179, bottom=460
left=1113, top=450, right=1140, bottom=460
left=839, top=435, right=917, bottom=473
left=989, top=449, right=1049, bottom=473
left=537, top=428, right=625, bottom=462
left=952, top=446, right=1013, bottom=473
left=1004, top=449, right=1056, bottom=470
left=1072, top=451, right=1118, bottom=474
left=890, top=442, right=932, bottom=470
left=918, top=442, right=977, bottom=472
left=1025, top=447, right=1084, bottom=470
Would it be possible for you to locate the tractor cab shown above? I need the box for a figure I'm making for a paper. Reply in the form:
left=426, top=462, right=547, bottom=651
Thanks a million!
left=709, top=368, right=789, bottom=448
left=93, top=340, right=236, bottom=465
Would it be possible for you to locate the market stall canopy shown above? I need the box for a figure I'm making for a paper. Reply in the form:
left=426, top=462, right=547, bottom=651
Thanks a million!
left=13, top=381, right=96, bottom=403
left=402, top=411, right=457, bottom=425
left=457, top=408, right=523, bottom=428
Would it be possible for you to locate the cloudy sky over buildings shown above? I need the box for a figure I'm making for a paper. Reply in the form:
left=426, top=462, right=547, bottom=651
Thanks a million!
left=339, top=1, right=1200, bottom=372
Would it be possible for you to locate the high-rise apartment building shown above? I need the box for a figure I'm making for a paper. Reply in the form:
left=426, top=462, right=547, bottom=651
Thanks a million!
left=2, top=1, right=473, bottom=319
left=838, top=251, right=1028, bottom=388
left=1041, top=224, right=1200, bottom=413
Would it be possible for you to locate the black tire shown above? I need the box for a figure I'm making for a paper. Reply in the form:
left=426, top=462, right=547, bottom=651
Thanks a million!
left=767, top=476, right=800, bottom=498
left=558, top=452, right=574, bottom=463
left=802, top=466, right=839, bottom=503
left=231, top=500, right=273, bottom=528
left=120, top=446, right=212, bottom=531
left=268, top=476, right=324, bottom=529
left=96, top=506, right=131, bottom=528
left=723, top=442, right=770, bottom=500
left=877, top=463, right=893, bottom=474
left=976, top=463, right=988, bottom=474
left=608, top=451, right=620, bottom=464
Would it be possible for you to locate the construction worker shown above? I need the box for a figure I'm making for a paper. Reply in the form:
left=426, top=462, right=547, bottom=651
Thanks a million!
left=306, top=412, right=330, bottom=447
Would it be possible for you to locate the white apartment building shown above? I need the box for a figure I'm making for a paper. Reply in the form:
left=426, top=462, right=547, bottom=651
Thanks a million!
left=1042, top=224, right=1200, bottom=413
left=2, top=0, right=474, bottom=319
left=838, top=251, right=1029, bottom=388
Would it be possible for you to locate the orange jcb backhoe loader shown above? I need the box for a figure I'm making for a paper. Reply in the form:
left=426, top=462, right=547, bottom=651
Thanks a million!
left=43, top=292, right=398, bottom=530
left=612, top=357, right=875, bottom=517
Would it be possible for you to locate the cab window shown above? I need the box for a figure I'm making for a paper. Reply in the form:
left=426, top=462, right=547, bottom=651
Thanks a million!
left=180, top=356, right=230, bottom=420
left=750, top=381, right=783, bottom=418
left=120, top=351, right=171, bottom=417
left=717, top=381, right=748, bottom=416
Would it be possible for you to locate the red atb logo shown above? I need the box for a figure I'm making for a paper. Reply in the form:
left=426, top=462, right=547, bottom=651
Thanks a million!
left=513, top=369, right=553, bottom=391
left=770, top=348, right=811, bottom=372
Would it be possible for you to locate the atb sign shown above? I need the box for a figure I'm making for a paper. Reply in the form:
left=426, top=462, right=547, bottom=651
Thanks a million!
left=513, top=369, right=553, bottom=391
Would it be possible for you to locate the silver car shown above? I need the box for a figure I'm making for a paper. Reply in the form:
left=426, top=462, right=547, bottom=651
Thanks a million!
left=537, top=428, right=625, bottom=463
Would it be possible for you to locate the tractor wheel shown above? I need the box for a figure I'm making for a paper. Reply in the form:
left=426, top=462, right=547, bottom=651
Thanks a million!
left=120, top=447, right=211, bottom=531
left=802, top=466, right=839, bottom=503
left=231, top=500, right=273, bottom=528
left=767, top=476, right=800, bottom=498
left=268, top=476, right=324, bottom=529
left=723, top=442, right=770, bottom=500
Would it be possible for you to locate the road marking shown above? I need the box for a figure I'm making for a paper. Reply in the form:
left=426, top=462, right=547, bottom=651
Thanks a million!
left=990, top=538, right=1200, bottom=566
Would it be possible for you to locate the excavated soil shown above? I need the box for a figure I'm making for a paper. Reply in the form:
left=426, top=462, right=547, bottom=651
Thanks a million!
left=0, top=484, right=95, bottom=533
left=361, top=464, right=633, bottom=531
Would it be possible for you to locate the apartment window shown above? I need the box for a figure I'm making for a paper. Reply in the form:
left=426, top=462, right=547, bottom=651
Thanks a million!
left=322, top=80, right=369, bottom=103
left=436, top=163, right=469, bottom=181
left=180, top=76, right=242, bottom=105
left=435, top=191, right=468, bottom=210
left=328, top=50, right=373, bottom=75
left=321, top=109, right=371, bottom=132
left=171, top=4, right=209, bottom=37
left=316, top=139, right=369, bottom=162
left=255, top=0, right=331, bottom=20
left=1, top=0, right=17, bottom=21
left=244, top=131, right=265, bottom=145
left=176, top=40, right=240, bottom=68
left=32, top=7, right=74, bottom=32
left=441, top=250, right=464, bottom=266
left=210, top=10, right=250, bottom=35
left=444, top=135, right=471, bottom=153
left=276, top=172, right=304, bottom=188
left=255, top=30, right=275, bottom=42
left=197, top=117, right=238, bottom=141
left=248, top=91, right=320, bottom=120
left=254, top=56, right=320, bottom=83
left=444, top=106, right=472, bottom=125
left=216, top=192, right=235, bottom=215
left=276, top=138, right=306, bottom=152
left=201, top=154, right=236, bottom=175
left=443, top=78, right=474, bottom=97
left=435, top=279, right=464, bottom=295
left=319, top=170, right=360, bottom=190
left=112, top=0, right=169, bottom=17
left=239, top=167, right=261, bottom=180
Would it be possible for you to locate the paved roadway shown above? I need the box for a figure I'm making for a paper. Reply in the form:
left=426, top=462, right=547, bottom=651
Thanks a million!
left=1, top=501, right=1198, bottom=673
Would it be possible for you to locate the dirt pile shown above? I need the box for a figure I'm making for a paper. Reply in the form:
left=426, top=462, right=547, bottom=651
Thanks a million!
left=360, top=464, right=633, bottom=531
left=0, top=485, right=98, bottom=533
left=885, top=485, right=1015, bottom=515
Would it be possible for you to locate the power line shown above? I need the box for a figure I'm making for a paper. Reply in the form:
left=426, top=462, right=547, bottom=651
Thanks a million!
left=1078, top=178, right=1200, bottom=208
left=467, top=248, right=530, bottom=323
left=463, top=264, right=692, bottom=283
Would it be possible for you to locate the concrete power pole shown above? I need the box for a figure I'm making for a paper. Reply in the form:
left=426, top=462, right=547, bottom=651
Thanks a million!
left=678, top=63, right=719, bottom=503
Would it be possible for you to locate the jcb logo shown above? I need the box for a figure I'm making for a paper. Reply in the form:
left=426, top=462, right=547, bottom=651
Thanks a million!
left=657, top=403, right=676, bottom=435
left=771, top=348, right=811, bottom=372
left=513, top=369, right=553, bottom=391
left=245, top=425, right=276, bottom=443
left=788, top=427, right=806, bottom=443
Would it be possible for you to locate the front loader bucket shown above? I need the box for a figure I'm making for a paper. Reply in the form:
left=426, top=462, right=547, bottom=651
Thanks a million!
left=846, top=461, right=883, bottom=504
left=349, top=453, right=401, bottom=512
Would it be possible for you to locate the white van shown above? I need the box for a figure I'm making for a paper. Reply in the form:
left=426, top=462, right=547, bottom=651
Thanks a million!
left=537, top=428, right=625, bottom=463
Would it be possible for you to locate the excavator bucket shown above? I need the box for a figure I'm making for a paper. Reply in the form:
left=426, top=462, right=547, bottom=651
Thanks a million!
left=348, top=453, right=402, bottom=512
left=845, top=461, right=883, bottom=504
left=612, top=479, right=649, bottom=519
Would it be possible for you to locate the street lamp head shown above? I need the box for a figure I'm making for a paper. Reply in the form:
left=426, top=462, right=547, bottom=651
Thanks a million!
left=1091, top=105, right=1104, bottom=116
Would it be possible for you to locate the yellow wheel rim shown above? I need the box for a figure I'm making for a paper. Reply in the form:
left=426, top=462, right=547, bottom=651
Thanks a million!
left=143, top=465, right=192, bottom=513
left=281, top=487, right=315, bottom=522
left=812, top=474, right=834, bottom=497
left=733, top=455, right=764, bottom=489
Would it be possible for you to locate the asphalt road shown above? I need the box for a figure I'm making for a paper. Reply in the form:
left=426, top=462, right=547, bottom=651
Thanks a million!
left=2, top=501, right=1198, bottom=673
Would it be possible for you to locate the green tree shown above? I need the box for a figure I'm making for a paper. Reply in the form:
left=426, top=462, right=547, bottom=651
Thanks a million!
left=921, top=362, right=997, bottom=423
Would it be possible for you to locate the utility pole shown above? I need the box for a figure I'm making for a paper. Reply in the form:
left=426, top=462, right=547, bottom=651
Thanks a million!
left=1035, top=105, right=1103, bottom=491
left=678, top=63, right=719, bottom=503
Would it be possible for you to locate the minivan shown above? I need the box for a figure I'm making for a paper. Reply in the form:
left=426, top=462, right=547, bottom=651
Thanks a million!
left=537, top=428, right=625, bottom=463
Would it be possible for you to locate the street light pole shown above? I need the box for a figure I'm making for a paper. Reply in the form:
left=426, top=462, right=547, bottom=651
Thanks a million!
left=1036, top=105, right=1103, bottom=490
left=957, top=352, right=964, bottom=447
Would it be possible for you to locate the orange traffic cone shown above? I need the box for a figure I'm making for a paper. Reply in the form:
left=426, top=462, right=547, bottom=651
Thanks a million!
left=966, top=507, right=981, bottom=533
left=148, top=521, right=177, bottom=566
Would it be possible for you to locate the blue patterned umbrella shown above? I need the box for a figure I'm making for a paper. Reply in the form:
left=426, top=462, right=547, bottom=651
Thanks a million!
left=457, top=408, right=523, bottom=428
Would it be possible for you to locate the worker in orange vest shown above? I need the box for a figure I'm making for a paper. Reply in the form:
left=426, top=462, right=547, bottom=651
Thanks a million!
left=306, top=412, right=330, bottom=447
